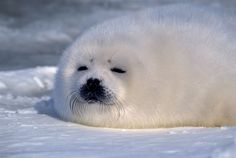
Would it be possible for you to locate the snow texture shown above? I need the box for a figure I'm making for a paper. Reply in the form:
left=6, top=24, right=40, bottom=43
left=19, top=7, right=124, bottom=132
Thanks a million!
left=0, top=1, right=236, bottom=158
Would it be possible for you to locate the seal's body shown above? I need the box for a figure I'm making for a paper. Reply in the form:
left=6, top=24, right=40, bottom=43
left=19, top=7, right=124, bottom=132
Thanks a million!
left=53, top=5, right=236, bottom=128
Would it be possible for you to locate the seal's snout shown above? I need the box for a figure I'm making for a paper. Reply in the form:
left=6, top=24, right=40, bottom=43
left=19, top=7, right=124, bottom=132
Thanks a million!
left=80, top=78, right=105, bottom=103
left=86, top=78, right=101, bottom=92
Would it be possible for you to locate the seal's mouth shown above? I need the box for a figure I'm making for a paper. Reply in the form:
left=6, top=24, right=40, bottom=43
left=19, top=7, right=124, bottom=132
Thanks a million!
left=83, top=94, right=116, bottom=105
left=68, top=86, right=120, bottom=115
left=84, top=94, right=104, bottom=104
left=80, top=85, right=107, bottom=103
left=79, top=83, right=116, bottom=105
left=68, top=78, right=118, bottom=113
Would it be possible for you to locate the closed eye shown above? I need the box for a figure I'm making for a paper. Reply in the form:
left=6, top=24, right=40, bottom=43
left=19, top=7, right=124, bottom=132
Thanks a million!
left=111, top=67, right=126, bottom=73
left=77, top=66, right=88, bottom=71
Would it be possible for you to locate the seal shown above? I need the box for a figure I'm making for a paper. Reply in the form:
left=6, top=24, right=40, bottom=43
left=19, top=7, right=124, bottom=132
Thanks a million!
left=53, top=5, right=236, bottom=128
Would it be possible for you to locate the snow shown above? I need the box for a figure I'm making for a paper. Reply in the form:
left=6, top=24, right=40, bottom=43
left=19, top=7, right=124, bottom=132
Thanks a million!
left=0, top=1, right=236, bottom=158
left=0, top=67, right=56, bottom=97
left=212, top=138, right=236, bottom=158
left=0, top=67, right=235, bottom=158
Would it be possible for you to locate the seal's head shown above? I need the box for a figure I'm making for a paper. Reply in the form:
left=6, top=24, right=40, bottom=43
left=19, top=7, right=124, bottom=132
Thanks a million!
left=69, top=50, right=129, bottom=115
left=53, top=24, right=148, bottom=127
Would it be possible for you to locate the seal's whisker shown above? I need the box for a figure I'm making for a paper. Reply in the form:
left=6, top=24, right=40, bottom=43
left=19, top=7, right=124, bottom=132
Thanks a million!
left=65, top=83, right=126, bottom=123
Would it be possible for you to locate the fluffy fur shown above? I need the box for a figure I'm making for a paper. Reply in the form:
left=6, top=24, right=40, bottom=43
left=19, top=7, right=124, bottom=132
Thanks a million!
left=53, top=5, right=236, bottom=128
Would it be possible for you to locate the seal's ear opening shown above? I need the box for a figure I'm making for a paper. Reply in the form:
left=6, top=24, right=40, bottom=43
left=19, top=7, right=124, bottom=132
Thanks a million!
left=111, top=67, right=126, bottom=73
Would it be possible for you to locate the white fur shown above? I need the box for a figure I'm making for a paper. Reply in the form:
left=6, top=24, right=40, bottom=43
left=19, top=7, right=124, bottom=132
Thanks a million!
left=53, top=5, right=236, bottom=128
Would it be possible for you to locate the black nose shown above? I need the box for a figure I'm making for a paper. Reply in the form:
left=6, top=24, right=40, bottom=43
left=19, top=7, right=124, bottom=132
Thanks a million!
left=86, top=78, right=101, bottom=92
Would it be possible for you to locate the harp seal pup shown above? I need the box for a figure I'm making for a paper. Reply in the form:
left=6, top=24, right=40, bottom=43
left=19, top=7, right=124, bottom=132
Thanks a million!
left=53, top=5, right=236, bottom=128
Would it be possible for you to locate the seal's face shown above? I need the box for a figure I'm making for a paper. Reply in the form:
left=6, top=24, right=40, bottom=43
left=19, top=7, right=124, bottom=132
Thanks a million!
left=67, top=40, right=133, bottom=118
left=76, top=65, right=126, bottom=106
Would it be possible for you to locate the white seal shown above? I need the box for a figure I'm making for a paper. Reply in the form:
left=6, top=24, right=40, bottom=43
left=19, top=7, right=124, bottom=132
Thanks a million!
left=53, top=5, right=236, bottom=128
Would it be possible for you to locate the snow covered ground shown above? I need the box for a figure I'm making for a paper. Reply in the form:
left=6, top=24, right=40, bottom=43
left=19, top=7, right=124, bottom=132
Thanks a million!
left=1, top=1, right=236, bottom=158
